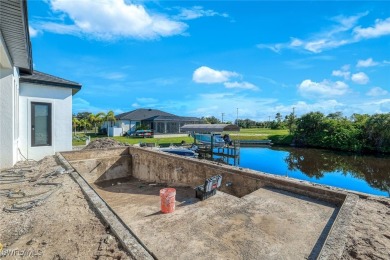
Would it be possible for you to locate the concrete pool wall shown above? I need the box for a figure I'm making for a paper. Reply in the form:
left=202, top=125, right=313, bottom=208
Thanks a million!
left=60, top=146, right=359, bottom=259
left=62, top=146, right=347, bottom=205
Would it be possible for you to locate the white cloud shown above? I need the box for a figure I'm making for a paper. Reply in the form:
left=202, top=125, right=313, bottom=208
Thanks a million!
left=256, top=43, right=283, bottom=53
left=290, top=38, right=303, bottom=47
left=73, top=97, right=106, bottom=113
left=275, top=100, right=345, bottom=116
left=366, top=87, right=389, bottom=97
left=223, top=81, right=258, bottom=90
left=258, top=13, right=367, bottom=53
left=174, top=6, right=228, bottom=20
left=354, top=17, right=390, bottom=39
left=298, top=79, right=349, bottom=97
left=192, top=66, right=258, bottom=91
left=303, top=39, right=350, bottom=53
left=257, top=12, right=390, bottom=53
left=192, top=66, right=239, bottom=84
left=351, top=72, right=369, bottom=84
left=34, top=0, right=188, bottom=40
left=29, top=26, right=39, bottom=37
left=332, top=70, right=350, bottom=80
left=356, top=58, right=379, bottom=68
left=332, top=64, right=350, bottom=80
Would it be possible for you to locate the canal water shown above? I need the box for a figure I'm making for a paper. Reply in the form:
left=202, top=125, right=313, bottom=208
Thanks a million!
left=237, top=147, right=390, bottom=197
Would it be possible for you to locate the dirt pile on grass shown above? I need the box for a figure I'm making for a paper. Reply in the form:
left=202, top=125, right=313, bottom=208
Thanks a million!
left=342, top=197, right=390, bottom=259
left=0, top=156, right=130, bottom=259
left=84, top=138, right=128, bottom=150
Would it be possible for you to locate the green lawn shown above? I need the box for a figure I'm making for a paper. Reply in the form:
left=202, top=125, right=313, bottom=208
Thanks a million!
left=113, top=136, right=194, bottom=147
left=72, top=128, right=292, bottom=146
left=72, top=133, right=193, bottom=147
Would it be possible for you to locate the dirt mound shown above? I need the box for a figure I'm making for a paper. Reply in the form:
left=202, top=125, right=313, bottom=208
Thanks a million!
left=84, top=138, right=128, bottom=150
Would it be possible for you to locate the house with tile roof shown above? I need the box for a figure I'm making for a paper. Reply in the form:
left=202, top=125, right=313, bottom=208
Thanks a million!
left=0, top=0, right=81, bottom=168
left=104, top=108, right=202, bottom=136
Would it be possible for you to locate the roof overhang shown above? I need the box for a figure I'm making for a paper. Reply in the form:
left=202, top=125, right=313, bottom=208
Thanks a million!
left=20, top=71, right=82, bottom=95
left=20, top=80, right=82, bottom=95
left=181, top=124, right=240, bottom=133
left=0, top=0, right=33, bottom=73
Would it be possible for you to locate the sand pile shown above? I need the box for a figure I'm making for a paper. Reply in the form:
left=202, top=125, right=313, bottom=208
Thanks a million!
left=84, top=138, right=128, bottom=150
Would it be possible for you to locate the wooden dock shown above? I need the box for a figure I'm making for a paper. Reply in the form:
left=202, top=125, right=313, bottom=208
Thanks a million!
left=197, top=141, right=240, bottom=166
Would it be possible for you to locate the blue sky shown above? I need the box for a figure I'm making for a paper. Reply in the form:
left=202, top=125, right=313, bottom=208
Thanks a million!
left=28, top=0, right=390, bottom=122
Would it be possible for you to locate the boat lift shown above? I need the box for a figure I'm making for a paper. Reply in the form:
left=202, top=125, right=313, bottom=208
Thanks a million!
left=181, top=124, right=241, bottom=165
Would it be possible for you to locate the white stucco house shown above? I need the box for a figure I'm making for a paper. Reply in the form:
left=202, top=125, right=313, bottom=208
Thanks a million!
left=0, top=0, right=81, bottom=169
left=102, top=108, right=202, bottom=137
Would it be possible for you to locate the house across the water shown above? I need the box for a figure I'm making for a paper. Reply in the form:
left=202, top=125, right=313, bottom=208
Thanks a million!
left=103, top=108, right=202, bottom=136
left=0, top=0, right=81, bottom=169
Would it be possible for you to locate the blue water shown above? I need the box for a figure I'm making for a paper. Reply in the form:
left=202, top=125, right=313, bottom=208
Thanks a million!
left=236, top=147, right=390, bottom=197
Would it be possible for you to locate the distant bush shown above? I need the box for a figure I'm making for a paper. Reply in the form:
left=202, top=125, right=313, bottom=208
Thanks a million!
left=293, top=112, right=390, bottom=153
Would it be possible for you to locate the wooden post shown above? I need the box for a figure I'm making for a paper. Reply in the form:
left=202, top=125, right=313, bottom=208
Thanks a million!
left=211, top=133, right=214, bottom=160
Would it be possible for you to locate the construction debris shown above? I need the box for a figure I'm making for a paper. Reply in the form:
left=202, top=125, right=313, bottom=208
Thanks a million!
left=0, top=156, right=130, bottom=259
left=84, top=138, right=128, bottom=150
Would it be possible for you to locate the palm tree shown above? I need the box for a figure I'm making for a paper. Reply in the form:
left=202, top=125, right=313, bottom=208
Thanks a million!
left=95, top=112, right=106, bottom=133
left=72, top=117, right=80, bottom=136
left=88, top=114, right=98, bottom=134
left=104, top=110, right=116, bottom=136
left=88, top=112, right=106, bottom=134
left=79, top=118, right=91, bottom=134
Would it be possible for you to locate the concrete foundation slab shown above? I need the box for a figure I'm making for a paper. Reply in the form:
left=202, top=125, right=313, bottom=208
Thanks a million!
left=93, top=178, right=337, bottom=260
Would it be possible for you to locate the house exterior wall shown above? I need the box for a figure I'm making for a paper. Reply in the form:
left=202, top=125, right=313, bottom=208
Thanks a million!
left=103, top=120, right=139, bottom=136
left=118, top=120, right=138, bottom=133
left=19, top=82, right=73, bottom=161
left=0, top=67, right=19, bottom=169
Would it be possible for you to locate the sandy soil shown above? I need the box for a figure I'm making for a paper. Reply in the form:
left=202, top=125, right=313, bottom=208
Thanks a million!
left=0, top=156, right=130, bottom=259
left=342, top=197, right=390, bottom=260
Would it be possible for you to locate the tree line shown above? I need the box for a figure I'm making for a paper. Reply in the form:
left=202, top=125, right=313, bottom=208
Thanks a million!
left=293, top=112, right=390, bottom=153
left=203, top=112, right=390, bottom=153
left=201, top=112, right=296, bottom=130
left=72, top=111, right=116, bottom=135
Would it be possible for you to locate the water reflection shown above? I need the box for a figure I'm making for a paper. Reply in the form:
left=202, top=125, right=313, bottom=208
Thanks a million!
left=239, top=147, right=390, bottom=197
left=282, top=147, right=390, bottom=195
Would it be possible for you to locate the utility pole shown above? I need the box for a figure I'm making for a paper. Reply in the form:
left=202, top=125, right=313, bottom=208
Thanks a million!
left=268, top=116, right=271, bottom=128
left=221, top=113, right=224, bottom=123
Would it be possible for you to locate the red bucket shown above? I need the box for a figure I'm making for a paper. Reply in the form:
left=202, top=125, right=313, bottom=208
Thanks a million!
left=160, top=188, right=176, bottom=213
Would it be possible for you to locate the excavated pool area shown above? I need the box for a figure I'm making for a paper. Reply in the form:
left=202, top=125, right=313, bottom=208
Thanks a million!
left=59, top=146, right=359, bottom=260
